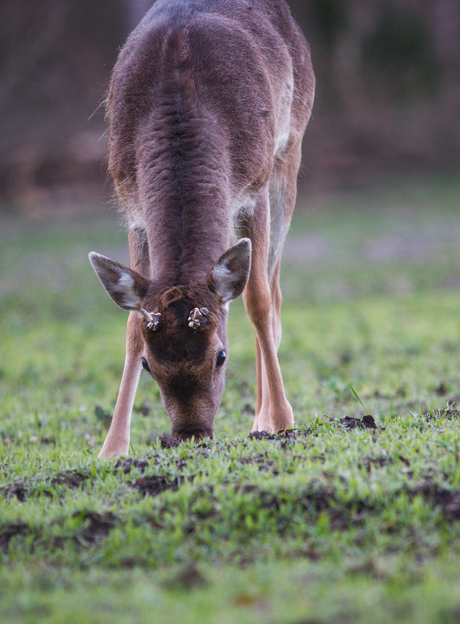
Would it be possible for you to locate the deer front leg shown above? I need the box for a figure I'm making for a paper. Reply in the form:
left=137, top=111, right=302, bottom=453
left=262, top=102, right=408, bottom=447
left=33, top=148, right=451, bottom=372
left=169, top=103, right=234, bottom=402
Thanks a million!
left=243, top=191, right=294, bottom=433
left=98, top=228, right=149, bottom=458
left=98, top=312, right=144, bottom=457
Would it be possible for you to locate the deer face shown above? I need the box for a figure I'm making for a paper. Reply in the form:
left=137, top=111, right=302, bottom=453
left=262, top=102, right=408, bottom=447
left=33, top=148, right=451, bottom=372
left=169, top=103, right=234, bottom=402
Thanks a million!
left=139, top=287, right=229, bottom=440
left=89, top=239, right=251, bottom=441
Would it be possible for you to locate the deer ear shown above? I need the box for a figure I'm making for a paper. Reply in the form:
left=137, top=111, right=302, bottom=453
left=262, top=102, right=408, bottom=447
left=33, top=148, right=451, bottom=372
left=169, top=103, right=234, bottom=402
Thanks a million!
left=88, top=252, right=149, bottom=311
left=207, top=238, right=252, bottom=303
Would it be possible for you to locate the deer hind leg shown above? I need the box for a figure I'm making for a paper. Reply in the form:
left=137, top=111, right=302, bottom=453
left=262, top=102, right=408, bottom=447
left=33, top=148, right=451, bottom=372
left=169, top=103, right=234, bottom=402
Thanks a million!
left=251, top=335, right=271, bottom=432
left=246, top=147, right=302, bottom=433
left=243, top=185, right=294, bottom=433
left=251, top=265, right=282, bottom=432
left=269, top=259, right=283, bottom=351
left=98, top=228, right=149, bottom=458
left=251, top=336, right=262, bottom=431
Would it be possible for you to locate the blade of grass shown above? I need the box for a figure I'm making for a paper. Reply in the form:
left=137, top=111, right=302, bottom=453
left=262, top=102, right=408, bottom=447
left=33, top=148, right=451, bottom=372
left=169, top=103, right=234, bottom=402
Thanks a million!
left=349, top=384, right=368, bottom=414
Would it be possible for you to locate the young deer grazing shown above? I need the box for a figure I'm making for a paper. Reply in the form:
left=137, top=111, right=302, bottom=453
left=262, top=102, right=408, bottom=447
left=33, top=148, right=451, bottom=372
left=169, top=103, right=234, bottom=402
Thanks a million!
left=89, top=0, right=315, bottom=457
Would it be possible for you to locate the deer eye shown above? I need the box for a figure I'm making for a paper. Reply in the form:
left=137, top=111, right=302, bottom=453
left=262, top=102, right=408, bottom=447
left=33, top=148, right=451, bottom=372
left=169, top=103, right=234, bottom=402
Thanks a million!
left=216, top=350, right=226, bottom=368
left=141, top=357, right=151, bottom=374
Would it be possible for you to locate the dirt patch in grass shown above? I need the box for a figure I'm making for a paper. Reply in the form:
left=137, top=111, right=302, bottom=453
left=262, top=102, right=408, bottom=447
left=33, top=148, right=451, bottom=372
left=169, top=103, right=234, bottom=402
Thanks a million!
left=2, top=457, right=182, bottom=502
left=146, top=435, right=183, bottom=448
left=338, top=415, right=379, bottom=430
left=73, top=511, right=119, bottom=547
left=163, top=563, right=208, bottom=591
left=3, top=469, right=91, bottom=501
left=426, top=408, right=460, bottom=421
left=0, top=511, right=120, bottom=552
left=53, top=469, right=90, bottom=487
left=113, top=457, right=186, bottom=496
left=132, top=475, right=182, bottom=497
left=410, top=482, right=460, bottom=521
left=225, top=479, right=460, bottom=531
left=3, top=482, right=33, bottom=502
left=158, top=435, right=182, bottom=448
left=248, top=415, right=380, bottom=443
left=2, top=458, right=185, bottom=502
left=114, top=458, right=150, bottom=474
left=358, top=456, right=394, bottom=473
left=0, top=522, right=30, bottom=551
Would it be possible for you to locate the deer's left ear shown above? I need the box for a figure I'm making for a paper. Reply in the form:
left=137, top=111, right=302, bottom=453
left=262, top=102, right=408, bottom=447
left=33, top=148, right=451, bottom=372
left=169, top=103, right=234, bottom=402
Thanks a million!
left=88, top=252, right=149, bottom=311
left=207, top=238, right=252, bottom=303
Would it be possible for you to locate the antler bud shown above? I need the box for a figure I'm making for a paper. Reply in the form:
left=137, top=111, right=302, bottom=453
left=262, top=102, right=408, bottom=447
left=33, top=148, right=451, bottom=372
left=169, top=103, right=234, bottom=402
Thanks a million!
left=140, top=308, right=161, bottom=331
left=188, top=307, right=209, bottom=330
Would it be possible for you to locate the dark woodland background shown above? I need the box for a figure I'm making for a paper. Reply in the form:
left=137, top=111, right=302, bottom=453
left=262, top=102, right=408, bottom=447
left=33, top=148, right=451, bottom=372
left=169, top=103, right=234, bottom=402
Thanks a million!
left=0, top=0, right=459, bottom=210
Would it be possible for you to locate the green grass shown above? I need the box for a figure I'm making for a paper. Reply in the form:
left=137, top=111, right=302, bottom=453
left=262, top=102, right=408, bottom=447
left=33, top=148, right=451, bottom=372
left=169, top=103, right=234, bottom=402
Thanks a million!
left=2, top=176, right=460, bottom=623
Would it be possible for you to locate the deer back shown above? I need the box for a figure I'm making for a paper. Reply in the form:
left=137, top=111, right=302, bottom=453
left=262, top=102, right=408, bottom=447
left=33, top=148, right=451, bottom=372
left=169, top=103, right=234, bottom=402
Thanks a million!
left=106, top=0, right=314, bottom=284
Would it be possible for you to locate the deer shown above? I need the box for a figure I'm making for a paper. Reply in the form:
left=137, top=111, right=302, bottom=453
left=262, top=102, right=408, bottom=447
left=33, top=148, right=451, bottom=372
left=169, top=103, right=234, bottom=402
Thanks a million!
left=89, top=0, right=315, bottom=457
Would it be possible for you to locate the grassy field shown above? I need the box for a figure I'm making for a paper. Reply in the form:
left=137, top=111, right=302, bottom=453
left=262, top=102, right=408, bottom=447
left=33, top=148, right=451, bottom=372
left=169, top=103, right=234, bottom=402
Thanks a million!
left=1, top=177, right=460, bottom=623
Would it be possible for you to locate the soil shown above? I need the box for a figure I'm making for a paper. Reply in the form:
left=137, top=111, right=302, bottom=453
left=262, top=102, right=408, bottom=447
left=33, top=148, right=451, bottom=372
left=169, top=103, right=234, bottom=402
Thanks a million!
left=248, top=415, right=380, bottom=442
left=338, top=415, right=379, bottom=430
left=72, top=511, right=119, bottom=546
left=158, top=435, right=182, bottom=449
left=426, top=408, right=460, bottom=421
left=163, top=563, right=208, bottom=591
left=0, top=522, right=29, bottom=551
left=132, top=475, right=182, bottom=497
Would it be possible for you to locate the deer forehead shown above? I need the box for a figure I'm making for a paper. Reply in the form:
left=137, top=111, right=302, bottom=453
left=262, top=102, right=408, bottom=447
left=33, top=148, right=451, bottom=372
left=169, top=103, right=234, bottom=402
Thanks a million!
left=142, top=292, right=221, bottom=327
left=144, top=318, right=222, bottom=365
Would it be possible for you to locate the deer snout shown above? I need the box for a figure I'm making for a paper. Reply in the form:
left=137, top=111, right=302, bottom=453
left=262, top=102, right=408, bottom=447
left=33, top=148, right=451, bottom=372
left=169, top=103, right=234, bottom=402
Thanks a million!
left=159, top=375, right=223, bottom=444
left=172, top=424, right=214, bottom=442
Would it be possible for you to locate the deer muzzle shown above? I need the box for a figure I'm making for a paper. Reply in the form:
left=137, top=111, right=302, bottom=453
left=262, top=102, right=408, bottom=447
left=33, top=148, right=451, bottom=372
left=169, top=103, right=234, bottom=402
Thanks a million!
left=171, top=424, right=214, bottom=441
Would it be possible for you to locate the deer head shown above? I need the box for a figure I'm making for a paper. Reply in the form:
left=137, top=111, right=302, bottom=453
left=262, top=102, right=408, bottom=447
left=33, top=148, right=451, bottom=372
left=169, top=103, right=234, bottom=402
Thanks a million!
left=89, top=238, right=251, bottom=440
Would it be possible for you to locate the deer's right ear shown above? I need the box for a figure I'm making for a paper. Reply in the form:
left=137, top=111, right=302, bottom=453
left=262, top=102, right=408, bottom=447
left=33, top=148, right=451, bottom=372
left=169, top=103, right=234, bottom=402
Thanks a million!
left=88, top=252, right=149, bottom=311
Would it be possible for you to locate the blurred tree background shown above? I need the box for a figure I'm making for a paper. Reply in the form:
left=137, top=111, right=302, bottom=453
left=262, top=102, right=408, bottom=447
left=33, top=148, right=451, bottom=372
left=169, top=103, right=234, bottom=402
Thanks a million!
left=0, top=0, right=458, bottom=210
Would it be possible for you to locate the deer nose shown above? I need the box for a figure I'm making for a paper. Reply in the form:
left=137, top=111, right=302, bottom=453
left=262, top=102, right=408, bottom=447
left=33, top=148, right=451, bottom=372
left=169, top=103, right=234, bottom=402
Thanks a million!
left=173, top=426, right=213, bottom=442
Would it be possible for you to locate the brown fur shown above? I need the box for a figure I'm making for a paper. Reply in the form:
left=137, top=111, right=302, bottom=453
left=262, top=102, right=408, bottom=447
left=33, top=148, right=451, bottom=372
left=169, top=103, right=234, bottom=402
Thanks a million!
left=90, top=0, right=315, bottom=457
left=140, top=283, right=225, bottom=439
